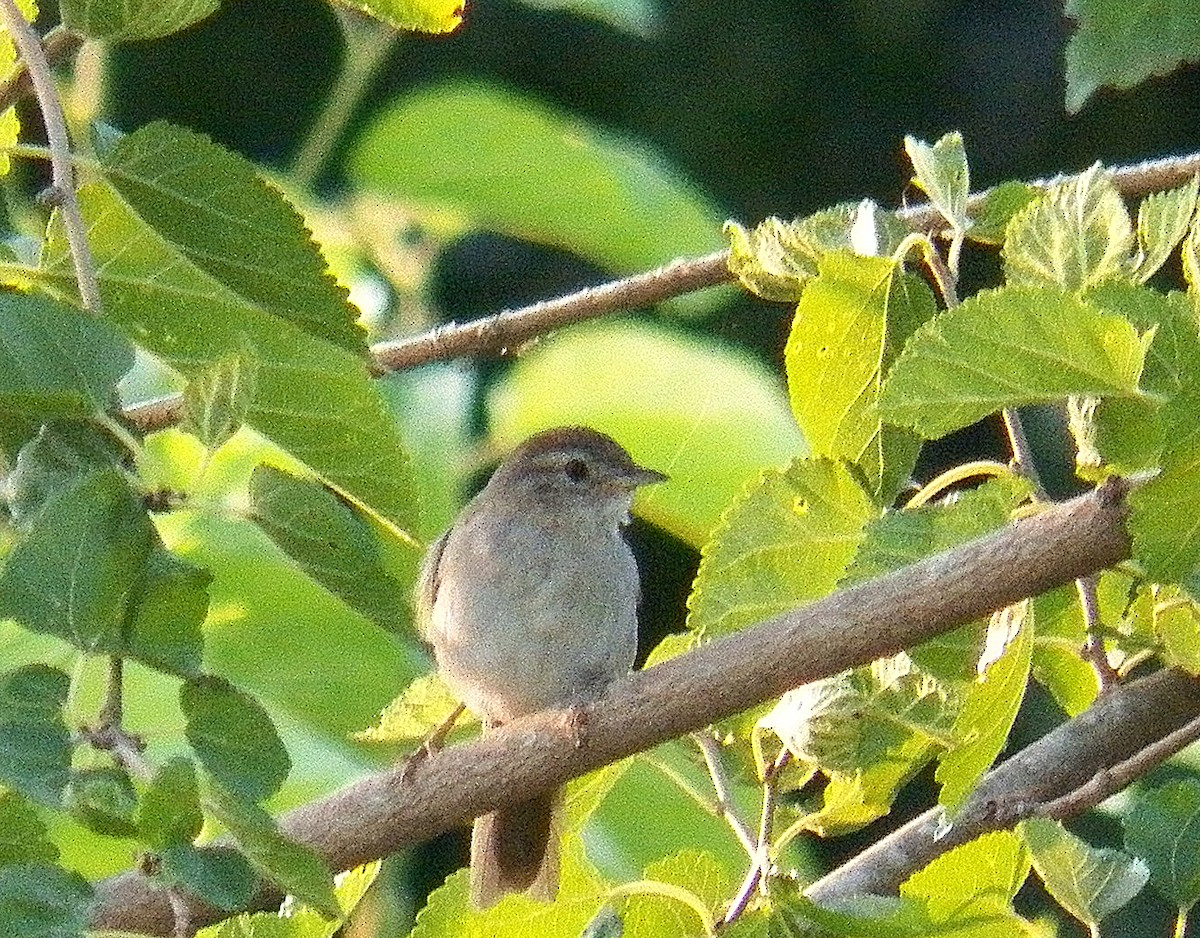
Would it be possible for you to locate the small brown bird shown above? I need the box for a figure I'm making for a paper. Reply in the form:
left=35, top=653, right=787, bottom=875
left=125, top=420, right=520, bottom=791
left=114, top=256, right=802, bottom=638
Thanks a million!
left=417, top=426, right=665, bottom=908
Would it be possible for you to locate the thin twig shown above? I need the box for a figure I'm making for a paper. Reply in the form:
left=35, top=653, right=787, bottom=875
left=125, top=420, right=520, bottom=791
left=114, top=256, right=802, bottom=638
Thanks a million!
left=1075, top=574, right=1120, bottom=691
left=1001, top=408, right=1048, bottom=501
left=722, top=748, right=791, bottom=926
left=692, top=732, right=757, bottom=856
left=99, top=654, right=123, bottom=729
left=0, top=3, right=100, bottom=312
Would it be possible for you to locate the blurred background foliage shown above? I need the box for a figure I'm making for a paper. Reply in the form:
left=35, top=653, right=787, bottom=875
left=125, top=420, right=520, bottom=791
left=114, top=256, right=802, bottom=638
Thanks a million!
left=17, top=0, right=1196, bottom=933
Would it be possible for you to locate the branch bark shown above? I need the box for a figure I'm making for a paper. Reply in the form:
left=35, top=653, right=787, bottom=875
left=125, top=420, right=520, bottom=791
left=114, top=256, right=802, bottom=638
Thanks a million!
left=91, top=479, right=1137, bottom=933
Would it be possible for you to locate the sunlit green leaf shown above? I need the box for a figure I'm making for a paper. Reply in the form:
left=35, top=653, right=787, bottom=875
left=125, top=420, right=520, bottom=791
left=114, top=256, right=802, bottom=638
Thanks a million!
left=966, top=181, right=1039, bottom=245
left=348, top=82, right=723, bottom=282
left=936, top=603, right=1033, bottom=812
left=616, top=850, right=731, bottom=938
left=1003, top=164, right=1134, bottom=289
left=785, top=252, right=934, bottom=502
left=354, top=671, right=473, bottom=744
left=0, top=666, right=71, bottom=808
left=1123, top=779, right=1200, bottom=908
left=1156, top=589, right=1200, bottom=675
left=1023, top=817, right=1148, bottom=928
left=905, top=132, right=969, bottom=231
left=249, top=465, right=413, bottom=634
left=687, top=457, right=874, bottom=641
left=1133, top=175, right=1198, bottom=282
left=59, top=0, right=220, bottom=41
left=1064, top=0, right=1200, bottom=112
left=181, top=676, right=290, bottom=803
left=335, top=0, right=463, bottom=33
left=901, top=830, right=1030, bottom=924
left=1030, top=585, right=1099, bottom=717
left=880, top=286, right=1149, bottom=438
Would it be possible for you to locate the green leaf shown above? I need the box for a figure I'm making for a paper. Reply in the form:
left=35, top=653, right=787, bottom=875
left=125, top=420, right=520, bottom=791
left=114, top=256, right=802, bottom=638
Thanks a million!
left=248, top=465, right=413, bottom=634
left=686, top=457, right=875, bottom=641
left=138, top=757, right=203, bottom=849
left=181, top=676, right=290, bottom=803
left=1002, top=164, right=1135, bottom=289
left=900, top=830, right=1030, bottom=925
left=204, top=781, right=340, bottom=920
left=1156, top=589, right=1200, bottom=675
left=0, top=469, right=153, bottom=654
left=1064, top=0, right=1200, bottom=113
left=183, top=350, right=259, bottom=452
left=785, top=252, right=934, bottom=502
left=1128, top=383, right=1200, bottom=581
left=160, top=844, right=258, bottom=912
left=1023, top=817, right=1148, bottom=928
left=0, top=292, right=133, bottom=419
left=905, top=132, right=969, bottom=231
left=1123, top=778, right=1200, bottom=908
left=0, top=666, right=71, bottom=808
left=0, top=862, right=93, bottom=938
left=354, top=672, right=473, bottom=744
left=65, top=766, right=138, bottom=837
left=0, top=791, right=58, bottom=865
left=966, top=182, right=1039, bottom=245
left=101, top=121, right=365, bottom=354
left=125, top=547, right=209, bottom=678
left=36, top=180, right=420, bottom=538
left=616, top=849, right=731, bottom=938
left=58, top=0, right=220, bottom=41
left=1030, top=586, right=1099, bottom=716
left=1134, top=175, right=1198, bottom=282
left=4, top=422, right=127, bottom=528
left=348, top=82, right=723, bottom=281
left=879, top=286, right=1150, bottom=438
left=935, top=603, right=1033, bottom=812
left=487, top=320, right=805, bottom=548
left=335, top=0, right=463, bottom=32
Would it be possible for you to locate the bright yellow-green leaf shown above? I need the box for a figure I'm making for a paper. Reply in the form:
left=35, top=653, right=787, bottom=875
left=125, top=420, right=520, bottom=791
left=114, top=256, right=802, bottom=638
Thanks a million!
left=901, top=829, right=1030, bottom=919
left=336, top=0, right=463, bottom=33
left=59, top=0, right=219, bottom=41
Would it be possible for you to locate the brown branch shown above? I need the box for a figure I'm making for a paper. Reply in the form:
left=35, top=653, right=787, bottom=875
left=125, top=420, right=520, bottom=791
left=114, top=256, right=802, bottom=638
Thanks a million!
left=89, top=479, right=1132, bottom=934
left=805, top=666, right=1200, bottom=907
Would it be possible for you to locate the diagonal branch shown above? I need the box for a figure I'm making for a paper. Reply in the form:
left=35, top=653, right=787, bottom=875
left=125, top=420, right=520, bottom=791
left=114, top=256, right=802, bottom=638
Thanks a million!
left=90, top=479, right=1135, bottom=934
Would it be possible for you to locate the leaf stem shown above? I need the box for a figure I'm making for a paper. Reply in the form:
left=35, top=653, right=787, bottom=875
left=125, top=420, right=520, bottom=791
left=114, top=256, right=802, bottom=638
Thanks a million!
left=692, top=732, right=758, bottom=856
left=0, top=0, right=100, bottom=313
left=905, top=459, right=1014, bottom=508
left=607, top=879, right=718, bottom=937
left=290, top=9, right=398, bottom=189
left=722, top=747, right=790, bottom=925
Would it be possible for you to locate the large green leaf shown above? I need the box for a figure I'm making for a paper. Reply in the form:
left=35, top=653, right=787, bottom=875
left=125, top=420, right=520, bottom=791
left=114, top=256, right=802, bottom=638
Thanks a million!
left=1123, top=779, right=1200, bottom=908
left=181, top=676, right=291, bottom=803
left=879, top=286, right=1150, bottom=438
left=248, top=465, right=412, bottom=634
left=1023, top=818, right=1148, bottom=928
left=1064, top=0, right=1200, bottom=112
left=616, top=849, right=732, bottom=937
left=487, top=320, right=804, bottom=548
left=58, top=0, right=220, bottom=41
left=0, top=862, right=93, bottom=938
left=686, top=457, right=874, bottom=641
left=35, top=181, right=419, bottom=536
left=900, top=830, right=1030, bottom=927
left=0, top=292, right=132, bottom=419
left=0, top=666, right=71, bottom=808
left=0, top=469, right=152, bottom=654
left=347, top=82, right=723, bottom=279
left=100, top=121, right=366, bottom=354
left=785, top=251, right=934, bottom=501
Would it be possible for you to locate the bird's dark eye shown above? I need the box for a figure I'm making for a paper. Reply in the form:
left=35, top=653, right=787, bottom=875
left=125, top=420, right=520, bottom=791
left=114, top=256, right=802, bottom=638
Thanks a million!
left=563, top=458, right=589, bottom=483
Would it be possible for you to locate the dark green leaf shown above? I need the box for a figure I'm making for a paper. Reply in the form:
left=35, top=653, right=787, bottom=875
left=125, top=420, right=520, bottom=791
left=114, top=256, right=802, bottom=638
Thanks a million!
left=183, top=349, right=258, bottom=452
left=0, top=862, right=93, bottom=938
left=785, top=252, right=934, bottom=502
left=4, top=422, right=127, bottom=529
left=905, top=132, right=970, bottom=231
left=0, top=791, right=58, bottom=865
left=204, top=782, right=339, bottom=920
left=880, top=286, right=1149, bottom=438
left=517, top=0, right=657, bottom=37
left=65, top=766, right=139, bottom=837
left=0, top=293, right=133, bottom=419
left=0, top=666, right=72, bottom=807
left=181, top=676, right=290, bottom=803
left=1002, top=165, right=1134, bottom=288
left=1023, top=818, right=1148, bottom=927
left=0, top=469, right=153, bottom=654
left=159, top=844, right=257, bottom=912
left=348, top=82, right=723, bottom=283
left=37, top=181, right=419, bottom=537
left=59, top=0, right=220, bottom=41
left=687, top=458, right=875, bottom=641
left=249, top=466, right=411, bottom=634
left=101, top=122, right=365, bottom=354
left=126, top=548, right=209, bottom=678
left=1124, top=779, right=1200, bottom=908
left=1064, top=0, right=1200, bottom=113
left=138, top=757, right=203, bottom=849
